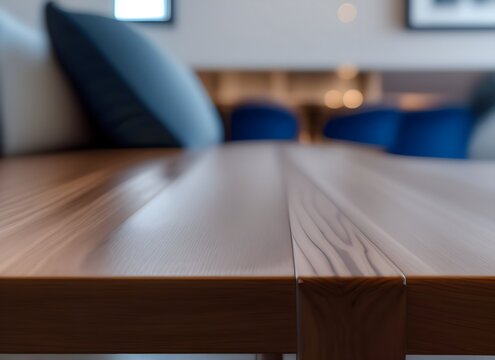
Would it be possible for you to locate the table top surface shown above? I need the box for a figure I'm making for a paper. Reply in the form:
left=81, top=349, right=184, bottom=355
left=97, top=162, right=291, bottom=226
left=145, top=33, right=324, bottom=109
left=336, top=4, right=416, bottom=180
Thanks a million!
left=1, top=142, right=494, bottom=355
left=1, top=142, right=493, bottom=279
left=0, top=144, right=295, bottom=278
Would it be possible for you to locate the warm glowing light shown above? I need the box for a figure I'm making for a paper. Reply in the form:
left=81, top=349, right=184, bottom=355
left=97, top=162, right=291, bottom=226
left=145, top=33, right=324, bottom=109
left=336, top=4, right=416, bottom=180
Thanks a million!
left=343, top=89, right=364, bottom=109
left=338, top=3, right=358, bottom=24
left=324, top=90, right=344, bottom=109
left=115, top=0, right=171, bottom=21
left=398, top=93, right=440, bottom=111
left=337, top=63, right=359, bottom=80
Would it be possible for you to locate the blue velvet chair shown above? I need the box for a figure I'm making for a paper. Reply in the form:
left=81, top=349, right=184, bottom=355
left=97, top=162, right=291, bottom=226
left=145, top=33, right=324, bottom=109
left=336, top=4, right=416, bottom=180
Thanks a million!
left=323, top=109, right=401, bottom=147
left=230, top=102, right=298, bottom=141
left=388, top=108, right=473, bottom=159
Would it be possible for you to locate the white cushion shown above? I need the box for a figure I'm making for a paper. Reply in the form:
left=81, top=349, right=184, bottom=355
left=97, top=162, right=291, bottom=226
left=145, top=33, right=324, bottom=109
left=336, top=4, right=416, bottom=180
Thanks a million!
left=469, top=108, right=495, bottom=160
left=0, top=9, right=91, bottom=156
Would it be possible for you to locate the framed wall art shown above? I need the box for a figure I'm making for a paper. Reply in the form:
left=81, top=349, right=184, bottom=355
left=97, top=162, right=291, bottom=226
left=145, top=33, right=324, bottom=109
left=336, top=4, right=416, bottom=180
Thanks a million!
left=407, top=0, right=495, bottom=30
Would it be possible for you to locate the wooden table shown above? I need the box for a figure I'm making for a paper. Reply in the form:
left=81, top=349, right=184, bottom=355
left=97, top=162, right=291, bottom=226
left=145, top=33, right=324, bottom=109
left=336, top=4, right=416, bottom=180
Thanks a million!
left=0, top=143, right=494, bottom=360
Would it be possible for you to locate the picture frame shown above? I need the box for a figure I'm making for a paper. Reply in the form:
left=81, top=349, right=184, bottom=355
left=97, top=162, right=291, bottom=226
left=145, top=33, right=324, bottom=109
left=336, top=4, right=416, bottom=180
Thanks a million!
left=407, top=0, right=495, bottom=30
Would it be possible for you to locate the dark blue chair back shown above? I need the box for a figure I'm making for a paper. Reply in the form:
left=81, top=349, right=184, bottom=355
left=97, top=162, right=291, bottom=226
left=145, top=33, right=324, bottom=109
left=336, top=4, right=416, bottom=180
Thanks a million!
left=323, top=109, right=401, bottom=147
left=388, top=108, right=472, bottom=159
left=231, top=102, right=298, bottom=141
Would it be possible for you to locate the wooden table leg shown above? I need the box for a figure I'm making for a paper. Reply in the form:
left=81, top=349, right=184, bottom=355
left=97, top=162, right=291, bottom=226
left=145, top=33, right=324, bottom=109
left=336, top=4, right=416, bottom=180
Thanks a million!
left=284, top=157, right=408, bottom=360
left=257, top=354, right=284, bottom=360
left=297, top=278, right=406, bottom=360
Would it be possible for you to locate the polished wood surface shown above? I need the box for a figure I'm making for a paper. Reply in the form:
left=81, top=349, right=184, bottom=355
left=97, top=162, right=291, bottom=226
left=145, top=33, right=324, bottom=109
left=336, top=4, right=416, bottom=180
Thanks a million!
left=287, top=144, right=495, bottom=276
left=285, top=160, right=406, bottom=360
left=0, top=278, right=295, bottom=353
left=407, top=277, right=495, bottom=355
left=287, top=144, right=495, bottom=355
left=1, top=143, right=494, bottom=357
left=0, top=145, right=297, bottom=353
left=83, top=144, right=294, bottom=277
left=0, top=149, right=187, bottom=276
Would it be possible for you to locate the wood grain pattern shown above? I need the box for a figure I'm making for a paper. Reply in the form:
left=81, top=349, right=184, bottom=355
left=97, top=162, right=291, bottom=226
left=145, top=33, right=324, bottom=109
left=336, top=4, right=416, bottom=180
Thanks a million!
left=2, top=143, right=495, bottom=356
left=0, top=150, right=189, bottom=275
left=0, top=278, right=296, bottom=354
left=298, top=278, right=405, bottom=360
left=286, top=144, right=495, bottom=276
left=0, top=144, right=297, bottom=353
left=256, top=354, right=283, bottom=360
left=80, top=144, right=295, bottom=277
left=0, top=150, right=178, bottom=204
left=285, top=144, right=495, bottom=355
left=284, top=162, right=406, bottom=360
left=0, top=144, right=295, bottom=277
left=407, top=277, right=495, bottom=355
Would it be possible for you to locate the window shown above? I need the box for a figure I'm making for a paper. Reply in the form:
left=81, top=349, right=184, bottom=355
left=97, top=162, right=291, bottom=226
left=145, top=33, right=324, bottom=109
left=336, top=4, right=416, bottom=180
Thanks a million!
left=114, top=0, right=173, bottom=22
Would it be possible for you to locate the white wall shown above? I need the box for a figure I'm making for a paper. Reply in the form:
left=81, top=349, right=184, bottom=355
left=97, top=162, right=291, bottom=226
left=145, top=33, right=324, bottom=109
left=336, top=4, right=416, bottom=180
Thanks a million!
left=2, top=0, right=495, bottom=71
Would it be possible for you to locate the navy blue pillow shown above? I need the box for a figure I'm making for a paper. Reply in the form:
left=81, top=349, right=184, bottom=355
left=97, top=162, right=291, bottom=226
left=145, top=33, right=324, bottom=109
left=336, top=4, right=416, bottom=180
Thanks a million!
left=45, top=2, right=223, bottom=148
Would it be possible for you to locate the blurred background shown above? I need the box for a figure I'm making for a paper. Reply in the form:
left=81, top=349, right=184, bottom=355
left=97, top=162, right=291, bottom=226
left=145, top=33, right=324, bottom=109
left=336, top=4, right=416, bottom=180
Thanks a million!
left=2, top=0, right=495, bottom=154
